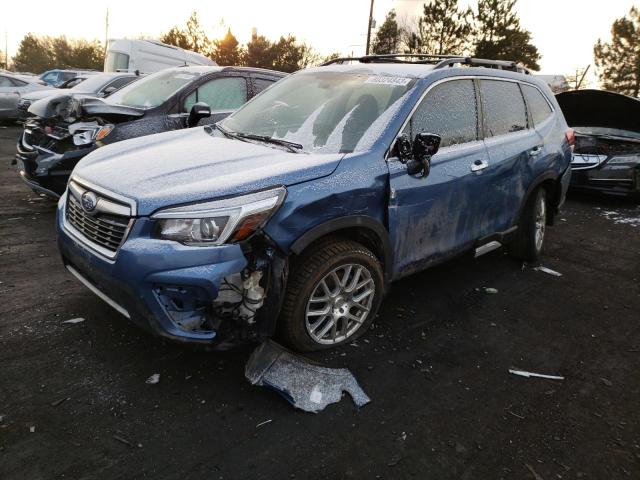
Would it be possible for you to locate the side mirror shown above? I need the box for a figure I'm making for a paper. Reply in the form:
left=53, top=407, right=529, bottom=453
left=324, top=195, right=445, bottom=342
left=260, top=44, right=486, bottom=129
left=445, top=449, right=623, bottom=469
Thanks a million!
left=187, top=102, right=211, bottom=128
left=102, top=86, right=117, bottom=97
left=406, top=132, right=441, bottom=178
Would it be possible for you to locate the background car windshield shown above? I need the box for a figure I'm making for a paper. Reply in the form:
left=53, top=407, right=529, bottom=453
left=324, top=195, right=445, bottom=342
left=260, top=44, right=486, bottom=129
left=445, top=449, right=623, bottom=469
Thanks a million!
left=221, top=71, right=416, bottom=154
left=106, top=70, right=198, bottom=109
left=70, top=75, right=116, bottom=93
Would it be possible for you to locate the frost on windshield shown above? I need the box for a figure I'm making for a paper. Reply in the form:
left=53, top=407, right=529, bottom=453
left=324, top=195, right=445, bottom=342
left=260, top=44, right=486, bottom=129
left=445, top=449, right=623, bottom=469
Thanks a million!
left=222, top=72, right=416, bottom=154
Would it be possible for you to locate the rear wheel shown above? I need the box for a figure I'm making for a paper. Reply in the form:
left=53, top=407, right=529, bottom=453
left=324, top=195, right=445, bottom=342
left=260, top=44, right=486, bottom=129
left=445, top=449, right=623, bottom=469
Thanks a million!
left=508, top=188, right=547, bottom=262
left=278, top=238, right=384, bottom=351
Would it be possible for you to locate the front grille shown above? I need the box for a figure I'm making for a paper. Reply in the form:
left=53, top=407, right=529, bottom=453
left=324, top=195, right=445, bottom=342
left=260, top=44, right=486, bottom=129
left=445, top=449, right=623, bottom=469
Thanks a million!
left=66, top=194, right=130, bottom=253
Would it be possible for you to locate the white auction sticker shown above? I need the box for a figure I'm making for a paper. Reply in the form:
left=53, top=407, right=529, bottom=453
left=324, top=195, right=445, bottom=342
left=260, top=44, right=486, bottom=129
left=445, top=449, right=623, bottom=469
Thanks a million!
left=365, top=75, right=412, bottom=86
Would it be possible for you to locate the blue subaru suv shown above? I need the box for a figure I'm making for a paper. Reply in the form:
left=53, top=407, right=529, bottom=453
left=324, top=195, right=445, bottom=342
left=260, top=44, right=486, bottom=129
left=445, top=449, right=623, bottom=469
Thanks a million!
left=56, top=55, right=573, bottom=351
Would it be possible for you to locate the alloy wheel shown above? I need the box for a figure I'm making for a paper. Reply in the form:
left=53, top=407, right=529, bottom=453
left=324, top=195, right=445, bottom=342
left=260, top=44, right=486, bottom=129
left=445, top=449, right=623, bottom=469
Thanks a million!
left=304, top=263, right=375, bottom=345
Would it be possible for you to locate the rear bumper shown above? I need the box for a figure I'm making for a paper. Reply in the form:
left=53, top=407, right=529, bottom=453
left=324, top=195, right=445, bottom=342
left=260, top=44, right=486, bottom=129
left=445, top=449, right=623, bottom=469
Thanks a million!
left=570, top=164, right=640, bottom=199
left=56, top=194, right=250, bottom=344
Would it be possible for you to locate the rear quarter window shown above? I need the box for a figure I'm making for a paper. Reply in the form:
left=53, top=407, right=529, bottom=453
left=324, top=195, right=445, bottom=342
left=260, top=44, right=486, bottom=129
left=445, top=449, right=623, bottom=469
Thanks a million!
left=480, top=80, right=527, bottom=137
left=521, top=84, right=553, bottom=126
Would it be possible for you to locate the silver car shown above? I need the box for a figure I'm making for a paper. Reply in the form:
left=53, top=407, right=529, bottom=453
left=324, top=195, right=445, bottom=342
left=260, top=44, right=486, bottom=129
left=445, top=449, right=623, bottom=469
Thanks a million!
left=0, top=72, right=52, bottom=120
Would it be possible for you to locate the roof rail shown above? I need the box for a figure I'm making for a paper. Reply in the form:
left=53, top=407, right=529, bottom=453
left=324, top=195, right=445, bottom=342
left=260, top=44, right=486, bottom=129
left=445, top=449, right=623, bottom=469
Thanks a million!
left=433, top=56, right=530, bottom=75
left=321, top=53, right=530, bottom=74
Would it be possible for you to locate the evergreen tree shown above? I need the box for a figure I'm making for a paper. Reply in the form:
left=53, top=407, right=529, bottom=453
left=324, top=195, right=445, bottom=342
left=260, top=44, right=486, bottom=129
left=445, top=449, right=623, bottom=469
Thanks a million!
left=473, top=0, right=541, bottom=71
left=372, top=10, right=401, bottom=55
left=245, top=34, right=276, bottom=70
left=12, top=34, right=54, bottom=73
left=415, top=0, right=473, bottom=55
left=160, top=11, right=210, bottom=55
left=212, top=28, right=243, bottom=66
left=594, top=7, right=640, bottom=97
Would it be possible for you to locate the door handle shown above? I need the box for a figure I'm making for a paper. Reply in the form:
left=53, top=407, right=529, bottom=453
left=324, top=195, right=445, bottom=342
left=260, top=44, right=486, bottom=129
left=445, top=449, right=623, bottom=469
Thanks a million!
left=529, top=146, right=543, bottom=156
left=470, top=159, right=489, bottom=172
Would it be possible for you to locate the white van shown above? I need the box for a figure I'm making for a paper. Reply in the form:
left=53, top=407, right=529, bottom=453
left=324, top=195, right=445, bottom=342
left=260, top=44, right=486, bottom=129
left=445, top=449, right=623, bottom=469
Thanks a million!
left=104, top=39, right=216, bottom=74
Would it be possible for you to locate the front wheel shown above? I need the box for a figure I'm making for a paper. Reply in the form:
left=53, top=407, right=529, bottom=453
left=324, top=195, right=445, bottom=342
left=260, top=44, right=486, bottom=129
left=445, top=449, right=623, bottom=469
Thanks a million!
left=508, top=187, right=547, bottom=262
left=277, top=239, right=384, bottom=352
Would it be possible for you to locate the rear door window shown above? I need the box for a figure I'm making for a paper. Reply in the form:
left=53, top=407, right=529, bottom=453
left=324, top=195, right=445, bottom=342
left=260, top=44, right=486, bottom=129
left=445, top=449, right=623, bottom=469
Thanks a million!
left=0, top=76, right=13, bottom=87
left=404, top=79, right=478, bottom=148
left=521, top=84, right=553, bottom=126
left=183, top=77, right=247, bottom=112
left=252, top=77, right=278, bottom=96
left=480, top=80, right=527, bottom=137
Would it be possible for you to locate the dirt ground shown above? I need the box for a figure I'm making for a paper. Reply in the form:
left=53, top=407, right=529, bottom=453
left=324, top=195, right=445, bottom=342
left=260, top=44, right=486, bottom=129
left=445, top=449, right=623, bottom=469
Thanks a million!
left=1, top=124, right=639, bottom=480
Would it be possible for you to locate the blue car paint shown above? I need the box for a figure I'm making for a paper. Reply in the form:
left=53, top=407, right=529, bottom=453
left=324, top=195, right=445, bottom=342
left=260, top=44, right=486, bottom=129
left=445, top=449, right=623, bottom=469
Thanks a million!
left=57, top=203, right=247, bottom=342
left=56, top=64, right=572, bottom=345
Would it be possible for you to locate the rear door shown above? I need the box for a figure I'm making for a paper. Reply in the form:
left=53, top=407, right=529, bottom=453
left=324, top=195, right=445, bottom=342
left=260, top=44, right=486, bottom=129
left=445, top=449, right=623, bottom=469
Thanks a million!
left=478, top=79, right=539, bottom=230
left=0, top=76, right=20, bottom=118
left=387, top=78, right=491, bottom=278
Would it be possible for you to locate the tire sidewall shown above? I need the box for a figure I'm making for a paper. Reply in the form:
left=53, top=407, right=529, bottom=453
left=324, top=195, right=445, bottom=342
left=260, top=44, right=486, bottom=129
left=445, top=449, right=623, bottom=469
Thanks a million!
left=289, top=249, right=384, bottom=351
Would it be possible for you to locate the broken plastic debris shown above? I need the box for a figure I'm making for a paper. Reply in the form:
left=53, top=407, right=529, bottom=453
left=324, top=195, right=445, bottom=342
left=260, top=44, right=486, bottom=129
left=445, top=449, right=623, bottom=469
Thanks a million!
left=245, top=340, right=370, bottom=413
left=29, top=425, right=36, bottom=433
left=145, top=373, right=160, bottom=385
left=509, top=369, right=564, bottom=380
left=256, top=419, right=272, bottom=428
left=484, top=287, right=498, bottom=294
left=62, top=317, right=85, bottom=324
left=533, top=266, right=563, bottom=277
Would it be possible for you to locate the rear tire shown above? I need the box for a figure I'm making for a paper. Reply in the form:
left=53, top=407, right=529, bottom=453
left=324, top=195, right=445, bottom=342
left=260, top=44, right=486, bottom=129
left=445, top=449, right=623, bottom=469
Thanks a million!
left=508, top=188, right=547, bottom=262
left=277, top=238, right=384, bottom=352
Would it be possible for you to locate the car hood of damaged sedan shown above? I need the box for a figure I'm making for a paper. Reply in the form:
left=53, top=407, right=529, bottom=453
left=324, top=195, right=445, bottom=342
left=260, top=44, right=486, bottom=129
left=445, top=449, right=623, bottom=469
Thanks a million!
left=72, top=126, right=344, bottom=216
left=556, top=89, right=640, bottom=135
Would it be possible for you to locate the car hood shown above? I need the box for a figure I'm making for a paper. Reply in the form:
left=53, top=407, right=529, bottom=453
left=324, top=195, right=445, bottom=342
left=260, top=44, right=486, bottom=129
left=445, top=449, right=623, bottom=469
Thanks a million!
left=556, top=89, right=640, bottom=134
left=73, top=127, right=344, bottom=216
left=22, top=89, right=58, bottom=102
left=28, top=94, right=144, bottom=122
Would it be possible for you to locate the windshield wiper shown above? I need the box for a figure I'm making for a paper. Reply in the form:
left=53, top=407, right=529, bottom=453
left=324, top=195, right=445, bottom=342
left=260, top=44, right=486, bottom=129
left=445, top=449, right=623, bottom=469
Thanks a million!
left=213, top=124, right=303, bottom=153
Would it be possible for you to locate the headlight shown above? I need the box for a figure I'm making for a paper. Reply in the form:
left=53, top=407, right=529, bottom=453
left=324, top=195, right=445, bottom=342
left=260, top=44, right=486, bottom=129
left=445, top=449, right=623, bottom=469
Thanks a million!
left=153, top=187, right=286, bottom=246
left=70, top=124, right=114, bottom=146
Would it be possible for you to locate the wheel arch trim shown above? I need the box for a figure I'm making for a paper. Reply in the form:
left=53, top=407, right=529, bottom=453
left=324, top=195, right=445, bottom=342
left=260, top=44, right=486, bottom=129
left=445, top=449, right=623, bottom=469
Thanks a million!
left=288, top=215, right=393, bottom=284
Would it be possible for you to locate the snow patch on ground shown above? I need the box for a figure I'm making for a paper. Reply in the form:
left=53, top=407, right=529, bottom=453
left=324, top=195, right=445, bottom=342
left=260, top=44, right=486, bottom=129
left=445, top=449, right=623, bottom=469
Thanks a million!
left=599, top=208, right=640, bottom=228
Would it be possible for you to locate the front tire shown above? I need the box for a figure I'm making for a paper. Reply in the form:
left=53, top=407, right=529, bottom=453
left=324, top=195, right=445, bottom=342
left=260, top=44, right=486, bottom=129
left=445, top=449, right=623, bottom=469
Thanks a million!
left=278, top=238, right=384, bottom=352
left=509, top=187, right=547, bottom=262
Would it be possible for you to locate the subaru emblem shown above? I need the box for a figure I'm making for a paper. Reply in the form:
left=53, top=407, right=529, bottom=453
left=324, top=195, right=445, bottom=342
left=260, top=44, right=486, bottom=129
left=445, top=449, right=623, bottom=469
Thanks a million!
left=81, top=191, right=98, bottom=212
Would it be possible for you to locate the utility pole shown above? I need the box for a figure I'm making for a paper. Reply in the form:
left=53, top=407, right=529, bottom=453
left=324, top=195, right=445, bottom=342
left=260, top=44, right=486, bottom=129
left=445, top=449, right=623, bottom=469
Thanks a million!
left=104, top=9, right=110, bottom=53
left=365, top=0, right=374, bottom=55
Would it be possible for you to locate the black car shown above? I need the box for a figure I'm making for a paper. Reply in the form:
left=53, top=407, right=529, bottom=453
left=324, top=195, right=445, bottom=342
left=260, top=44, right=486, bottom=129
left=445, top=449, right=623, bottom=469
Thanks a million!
left=557, top=89, right=640, bottom=200
left=15, top=66, right=286, bottom=198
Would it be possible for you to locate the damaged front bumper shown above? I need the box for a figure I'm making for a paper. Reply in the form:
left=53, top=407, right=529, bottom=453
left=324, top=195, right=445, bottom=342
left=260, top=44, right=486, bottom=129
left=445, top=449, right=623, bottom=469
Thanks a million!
left=15, top=131, right=95, bottom=198
left=56, top=193, right=285, bottom=346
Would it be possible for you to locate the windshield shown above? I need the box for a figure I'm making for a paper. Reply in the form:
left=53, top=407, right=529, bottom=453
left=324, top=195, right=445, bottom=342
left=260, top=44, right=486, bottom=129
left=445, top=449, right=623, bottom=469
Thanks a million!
left=70, top=75, right=113, bottom=93
left=106, top=70, right=199, bottom=109
left=220, top=71, right=416, bottom=154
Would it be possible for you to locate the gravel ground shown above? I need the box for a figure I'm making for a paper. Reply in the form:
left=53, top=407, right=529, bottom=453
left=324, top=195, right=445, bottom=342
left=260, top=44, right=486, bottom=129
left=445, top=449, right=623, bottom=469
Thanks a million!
left=1, top=125, right=639, bottom=479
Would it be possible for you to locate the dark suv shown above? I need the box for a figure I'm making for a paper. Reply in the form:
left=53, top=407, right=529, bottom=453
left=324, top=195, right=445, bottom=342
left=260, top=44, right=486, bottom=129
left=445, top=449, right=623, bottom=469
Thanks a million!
left=16, top=66, right=285, bottom=198
left=56, top=55, right=573, bottom=352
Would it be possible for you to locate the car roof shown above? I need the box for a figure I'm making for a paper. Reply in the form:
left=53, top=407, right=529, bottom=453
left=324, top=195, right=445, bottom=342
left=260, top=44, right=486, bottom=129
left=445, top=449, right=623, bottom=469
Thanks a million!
left=161, top=65, right=286, bottom=77
left=304, top=63, right=438, bottom=78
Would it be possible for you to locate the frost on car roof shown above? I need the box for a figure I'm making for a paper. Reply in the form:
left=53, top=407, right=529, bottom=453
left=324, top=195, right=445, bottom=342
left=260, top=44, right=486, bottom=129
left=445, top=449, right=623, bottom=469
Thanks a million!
left=304, top=63, right=437, bottom=79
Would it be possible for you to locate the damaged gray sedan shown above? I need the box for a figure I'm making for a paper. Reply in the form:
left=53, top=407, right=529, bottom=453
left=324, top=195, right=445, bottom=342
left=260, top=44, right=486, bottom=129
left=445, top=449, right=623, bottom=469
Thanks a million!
left=557, top=89, right=640, bottom=200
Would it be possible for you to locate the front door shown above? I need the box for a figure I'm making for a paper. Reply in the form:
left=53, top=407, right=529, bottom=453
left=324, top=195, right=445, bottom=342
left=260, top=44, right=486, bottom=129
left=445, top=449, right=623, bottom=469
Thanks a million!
left=387, top=78, right=490, bottom=279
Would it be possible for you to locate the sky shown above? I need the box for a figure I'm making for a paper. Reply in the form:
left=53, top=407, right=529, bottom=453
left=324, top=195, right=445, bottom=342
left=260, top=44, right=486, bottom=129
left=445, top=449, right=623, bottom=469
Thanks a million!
left=1, top=0, right=637, bottom=85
